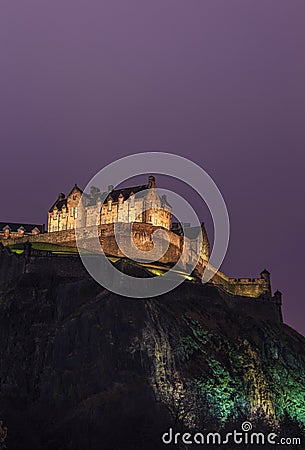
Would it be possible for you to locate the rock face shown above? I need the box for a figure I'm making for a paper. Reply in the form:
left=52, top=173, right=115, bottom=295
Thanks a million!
left=0, top=267, right=304, bottom=449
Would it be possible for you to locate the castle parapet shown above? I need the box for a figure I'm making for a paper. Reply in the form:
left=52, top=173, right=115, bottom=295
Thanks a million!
left=218, top=271, right=271, bottom=298
left=195, top=261, right=272, bottom=298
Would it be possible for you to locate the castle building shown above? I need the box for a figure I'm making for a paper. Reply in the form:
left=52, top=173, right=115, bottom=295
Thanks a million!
left=0, top=222, right=45, bottom=239
left=48, top=176, right=172, bottom=232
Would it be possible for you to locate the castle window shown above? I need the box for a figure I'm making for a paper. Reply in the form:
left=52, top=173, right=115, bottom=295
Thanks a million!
left=71, top=207, right=74, bottom=217
left=74, top=207, right=78, bottom=219
left=108, top=200, right=112, bottom=211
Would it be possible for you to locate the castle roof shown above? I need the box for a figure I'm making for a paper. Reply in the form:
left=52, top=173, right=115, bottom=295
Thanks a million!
left=104, top=185, right=147, bottom=203
left=67, top=184, right=83, bottom=197
left=49, top=197, right=67, bottom=213
left=49, top=185, right=84, bottom=213
left=0, top=222, right=45, bottom=234
left=49, top=176, right=172, bottom=210
left=87, top=183, right=167, bottom=206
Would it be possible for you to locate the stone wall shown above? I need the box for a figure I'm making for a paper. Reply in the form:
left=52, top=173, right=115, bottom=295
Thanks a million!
left=196, top=257, right=271, bottom=298
left=2, top=224, right=271, bottom=298
left=3, top=228, right=76, bottom=247
left=2, top=223, right=184, bottom=264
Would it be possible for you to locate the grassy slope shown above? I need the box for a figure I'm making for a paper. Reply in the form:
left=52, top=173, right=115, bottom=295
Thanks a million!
left=9, top=242, right=78, bottom=255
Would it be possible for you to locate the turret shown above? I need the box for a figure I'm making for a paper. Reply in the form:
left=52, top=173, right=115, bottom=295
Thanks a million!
left=147, top=175, right=156, bottom=189
left=260, top=269, right=271, bottom=297
left=273, top=289, right=282, bottom=304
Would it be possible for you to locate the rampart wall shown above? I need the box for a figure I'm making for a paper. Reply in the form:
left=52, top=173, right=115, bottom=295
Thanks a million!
left=196, top=256, right=271, bottom=298
left=2, top=224, right=271, bottom=298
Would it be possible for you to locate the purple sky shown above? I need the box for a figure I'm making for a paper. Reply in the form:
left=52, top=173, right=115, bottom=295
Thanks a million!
left=1, top=1, right=304, bottom=335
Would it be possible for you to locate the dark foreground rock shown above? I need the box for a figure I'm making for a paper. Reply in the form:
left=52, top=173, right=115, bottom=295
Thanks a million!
left=0, top=270, right=304, bottom=449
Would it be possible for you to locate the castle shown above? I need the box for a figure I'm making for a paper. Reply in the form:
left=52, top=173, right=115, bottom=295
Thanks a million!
left=48, top=176, right=172, bottom=232
left=0, top=222, right=44, bottom=239
left=0, top=175, right=282, bottom=307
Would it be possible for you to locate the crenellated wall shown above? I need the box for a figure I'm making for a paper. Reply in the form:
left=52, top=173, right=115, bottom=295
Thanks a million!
left=195, top=257, right=271, bottom=298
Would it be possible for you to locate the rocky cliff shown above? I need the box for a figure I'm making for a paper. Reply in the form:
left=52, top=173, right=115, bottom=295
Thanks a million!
left=0, top=263, right=304, bottom=449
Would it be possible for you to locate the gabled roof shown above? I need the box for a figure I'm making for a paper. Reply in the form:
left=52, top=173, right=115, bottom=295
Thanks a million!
left=49, top=177, right=171, bottom=210
left=49, top=185, right=84, bottom=212
left=105, top=185, right=147, bottom=204
left=0, top=222, right=45, bottom=234
left=49, top=198, right=67, bottom=213
left=67, top=184, right=83, bottom=198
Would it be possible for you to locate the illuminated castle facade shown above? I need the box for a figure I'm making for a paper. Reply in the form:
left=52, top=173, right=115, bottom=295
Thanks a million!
left=48, top=176, right=172, bottom=233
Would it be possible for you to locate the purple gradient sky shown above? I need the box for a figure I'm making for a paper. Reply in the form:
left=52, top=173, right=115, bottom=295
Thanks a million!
left=0, top=1, right=304, bottom=335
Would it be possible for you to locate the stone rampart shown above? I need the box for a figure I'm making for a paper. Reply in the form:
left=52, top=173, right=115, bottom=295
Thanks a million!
left=2, top=224, right=270, bottom=298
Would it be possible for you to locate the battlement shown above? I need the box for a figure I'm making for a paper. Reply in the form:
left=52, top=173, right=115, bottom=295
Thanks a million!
left=194, top=256, right=271, bottom=298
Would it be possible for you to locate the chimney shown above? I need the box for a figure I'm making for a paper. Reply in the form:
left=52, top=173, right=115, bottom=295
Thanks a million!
left=108, top=185, right=114, bottom=192
left=147, top=175, right=156, bottom=188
